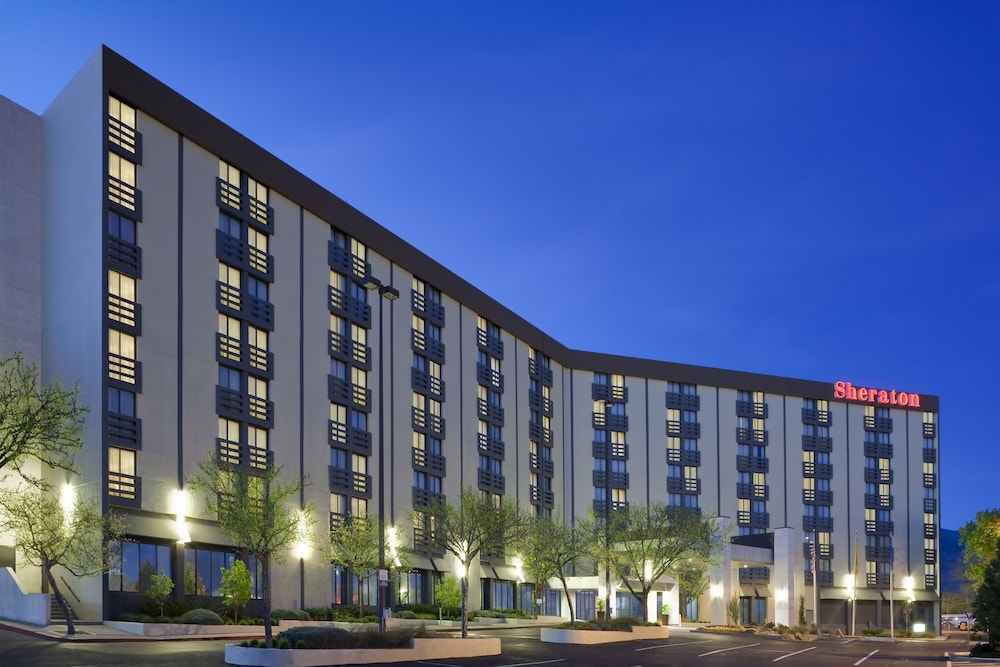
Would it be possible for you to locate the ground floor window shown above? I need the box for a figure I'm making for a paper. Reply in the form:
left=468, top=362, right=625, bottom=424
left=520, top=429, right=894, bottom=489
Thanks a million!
left=482, top=578, right=515, bottom=610
left=395, top=570, right=431, bottom=606
left=544, top=588, right=561, bottom=617
left=184, top=546, right=235, bottom=596
left=109, top=539, right=171, bottom=592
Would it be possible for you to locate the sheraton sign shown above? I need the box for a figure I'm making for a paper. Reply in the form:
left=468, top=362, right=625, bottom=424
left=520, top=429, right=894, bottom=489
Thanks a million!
left=833, top=381, right=921, bottom=408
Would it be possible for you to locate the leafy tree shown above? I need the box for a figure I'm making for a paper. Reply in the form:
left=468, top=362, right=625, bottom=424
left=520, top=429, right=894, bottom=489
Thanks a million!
left=148, top=571, right=174, bottom=618
left=677, top=562, right=709, bottom=620
left=219, top=559, right=253, bottom=623
left=435, top=576, right=462, bottom=618
left=591, top=503, right=725, bottom=620
left=519, top=514, right=583, bottom=621
left=188, top=454, right=313, bottom=647
left=0, top=484, right=125, bottom=634
left=0, top=353, right=87, bottom=483
left=971, top=539, right=1000, bottom=649
left=419, top=487, right=525, bottom=637
left=328, top=514, right=380, bottom=619
left=960, top=509, right=1000, bottom=587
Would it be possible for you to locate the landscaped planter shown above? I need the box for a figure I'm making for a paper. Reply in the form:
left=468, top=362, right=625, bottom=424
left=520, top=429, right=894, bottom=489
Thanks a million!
left=541, top=625, right=669, bottom=644
left=224, top=637, right=501, bottom=666
left=105, top=621, right=266, bottom=637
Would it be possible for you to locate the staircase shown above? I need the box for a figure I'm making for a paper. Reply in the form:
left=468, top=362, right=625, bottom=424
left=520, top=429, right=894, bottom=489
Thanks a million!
left=49, top=595, right=76, bottom=623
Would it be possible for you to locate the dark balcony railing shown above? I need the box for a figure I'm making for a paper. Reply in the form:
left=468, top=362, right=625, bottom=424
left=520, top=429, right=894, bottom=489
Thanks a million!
left=477, top=468, right=505, bottom=494
left=328, top=331, right=370, bottom=370
left=736, top=455, right=769, bottom=473
left=529, top=452, right=554, bottom=477
left=667, top=476, right=701, bottom=494
left=665, top=391, right=700, bottom=411
left=410, top=290, right=445, bottom=326
left=528, top=358, right=554, bottom=386
left=803, top=489, right=833, bottom=505
left=864, top=416, right=893, bottom=432
left=412, top=447, right=447, bottom=476
left=108, top=174, right=141, bottom=216
left=736, top=427, right=767, bottom=446
left=667, top=448, right=701, bottom=466
left=328, top=286, right=371, bottom=327
left=530, top=485, right=555, bottom=507
left=922, top=447, right=937, bottom=463
left=737, top=483, right=768, bottom=500
left=863, top=442, right=893, bottom=459
left=476, top=362, right=504, bottom=392
left=108, top=472, right=141, bottom=507
left=477, top=432, right=505, bottom=459
left=108, top=294, right=141, bottom=333
left=864, top=467, right=893, bottom=484
left=476, top=398, right=504, bottom=426
left=801, top=435, right=833, bottom=452
left=864, top=493, right=893, bottom=510
left=107, top=412, right=141, bottom=449
left=801, top=408, right=832, bottom=426
left=739, top=567, right=770, bottom=584
left=592, top=383, right=627, bottom=403
left=412, top=407, right=445, bottom=438
left=328, top=419, right=371, bottom=454
left=736, top=400, right=768, bottom=418
left=476, top=328, right=504, bottom=359
left=667, top=420, right=701, bottom=438
left=737, top=510, right=769, bottom=528
left=866, top=573, right=891, bottom=588
left=803, top=462, right=833, bottom=478
left=328, top=242, right=370, bottom=280
left=411, top=330, right=445, bottom=363
left=108, top=114, right=141, bottom=158
left=865, top=519, right=894, bottom=535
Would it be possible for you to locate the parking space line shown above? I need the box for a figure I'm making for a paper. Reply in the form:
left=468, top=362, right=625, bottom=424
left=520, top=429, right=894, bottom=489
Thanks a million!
left=698, top=642, right=760, bottom=656
left=773, top=646, right=816, bottom=662
left=853, top=649, right=878, bottom=665
left=635, top=639, right=714, bottom=652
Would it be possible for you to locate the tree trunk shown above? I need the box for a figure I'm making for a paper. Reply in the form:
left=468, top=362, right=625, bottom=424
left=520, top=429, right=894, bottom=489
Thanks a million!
left=44, top=566, right=74, bottom=635
left=560, top=577, right=575, bottom=622
left=460, top=572, right=468, bottom=639
left=262, top=557, right=273, bottom=648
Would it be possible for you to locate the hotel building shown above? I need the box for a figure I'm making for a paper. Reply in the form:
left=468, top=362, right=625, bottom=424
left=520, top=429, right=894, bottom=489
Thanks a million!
left=0, top=47, right=940, bottom=630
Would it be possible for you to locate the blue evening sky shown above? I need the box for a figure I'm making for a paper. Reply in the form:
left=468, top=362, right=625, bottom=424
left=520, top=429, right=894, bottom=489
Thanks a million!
left=1, top=1, right=996, bottom=530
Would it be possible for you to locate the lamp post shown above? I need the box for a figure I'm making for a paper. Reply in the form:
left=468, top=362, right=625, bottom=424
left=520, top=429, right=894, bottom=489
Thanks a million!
left=603, top=398, right=613, bottom=619
left=364, top=274, right=399, bottom=632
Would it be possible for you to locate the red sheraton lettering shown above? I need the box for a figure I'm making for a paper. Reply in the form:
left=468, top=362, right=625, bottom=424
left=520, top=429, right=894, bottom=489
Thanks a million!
left=833, top=381, right=921, bottom=408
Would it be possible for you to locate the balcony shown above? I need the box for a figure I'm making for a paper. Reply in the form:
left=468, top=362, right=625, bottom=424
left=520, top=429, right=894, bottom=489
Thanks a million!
left=738, top=567, right=770, bottom=584
left=925, top=549, right=936, bottom=565
left=925, top=574, right=937, bottom=590
left=803, top=516, right=833, bottom=532
left=216, top=438, right=272, bottom=472
left=923, top=422, right=936, bottom=438
left=667, top=476, right=701, bottom=494
left=328, top=331, right=370, bottom=370
left=329, top=466, right=371, bottom=498
left=108, top=113, right=141, bottom=159
left=528, top=421, right=553, bottom=445
left=217, top=230, right=274, bottom=281
left=412, top=487, right=445, bottom=510
left=411, top=330, right=445, bottom=363
left=412, top=447, right=446, bottom=476
left=530, top=485, right=555, bottom=507
left=412, top=407, right=445, bottom=438
left=476, top=398, right=504, bottom=426
left=804, top=543, right=833, bottom=559
left=806, top=571, right=834, bottom=586
left=328, top=242, right=370, bottom=281
left=803, top=461, right=833, bottom=479
left=666, top=420, right=701, bottom=438
left=864, top=415, right=893, bottom=432
left=925, top=523, right=936, bottom=539
left=328, top=286, right=371, bottom=327
left=593, top=411, right=628, bottom=432
left=592, top=441, right=628, bottom=461
left=476, top=362, right=504, bottom=392
left=410, top=290, right=445, bottom=326
left=923, top=497, right=937, bottom=513
left=529, top=452, right=554, bottom=477
left=865, top=519, right=894, bottom=535
left=107, top=412, right=141, bottom=449
left=528, top=358, right=553, bottom=386
left=737, top=510, right=769, bottom=528
left=803, top=489, right=833, bottom=505
left=801, top=435, right=833, bottom=453
left=922, top=447, right=937, bottom=463
left=594, top=470, right=629, bottom=490
left=476, top=327, right=504, bottom=359
left=592, top=383, right=627, bottom=403
left=866, top=573, right=891, bottom=588
left=801, top=408, right=831, bottom=426
left=924, top=472, right=937, bottom=488
left=477, top=468, right=505, bottom=494
left=215, top=389, right=273, bottom=428
left=736, top=400, right=768, bottom=418
left=864, top=494, right=893, bottom=510
left=328, top=420, right=371, bottom=454
left=108, top=353, right=141, bottom=389
left=864, top=467, right=893, bottom=484
left=528, top=391, right=553, bottom=415
left=108, top=174, right=141, bottom=217
left=329, top=376, right=371, bottom=413
left=863, top=442, right=893, bottom=459
left=736, top=455, right=769, bottom=473
left=865, top=546, right=891, bottom=562
left=411, top=367, right=445, bottom=400
left=665, top=391, right=700, bottom=411
left=736, top=427, right=767, bottom=446
left=477, top=432, right=505, bottom=459
left=593, top=499, right=628, bottom=515
left=667, top=448, right=700, bottom=466
left=108, top=294, right=141, bottom=334
left=108, top=472, right=141, bottom=507
left=107, top=236, right=142, bottom=276
left=737, top=483, right=769, bottom=500
left=217, top=334, right=273, bottom=379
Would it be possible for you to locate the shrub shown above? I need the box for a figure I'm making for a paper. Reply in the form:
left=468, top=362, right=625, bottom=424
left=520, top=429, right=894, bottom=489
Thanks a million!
left=271, top=608, right=311, bottom=621
left=861, top=627, right=888, bottom=637
left=180, top=608, right=225, bottom=625
left=276, top=625, right=435, bottom=649
left=295, top=640, right=306, bottom=649
left=396, top=610, right=417, bottom=619
left=276, top=637, right=291, bottom=649
left=970, top=643, right=1000, bottom=658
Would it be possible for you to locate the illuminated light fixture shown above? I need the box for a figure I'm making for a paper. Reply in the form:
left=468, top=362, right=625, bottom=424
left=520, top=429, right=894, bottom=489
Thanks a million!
left=293, top=510, right=310, bottom=560
left=775, top=587, right=788, bottom=603
left=387, top=525, right=402, bottom=568
left=645, top=560, right=653, bottom=581
left=172, top=489, right=191, bottom=544
left=513, top=555, right=525, bottom=583
left=902, top=575, right=915, bottom=602
left=913, top=623, right=925, bottom=634
left=455, top=559, right=466, bottom=579
left=710, top=583, right=723, bottom=599
left=60, top=483, right=75, bottom=531
left=843, top=574, right=856, bottom=600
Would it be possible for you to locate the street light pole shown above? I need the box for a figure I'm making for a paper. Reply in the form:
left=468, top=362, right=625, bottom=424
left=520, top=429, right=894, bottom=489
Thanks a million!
left=365, top=275, right=398, bottom=632
left=603, top=398, right=613, bottom=619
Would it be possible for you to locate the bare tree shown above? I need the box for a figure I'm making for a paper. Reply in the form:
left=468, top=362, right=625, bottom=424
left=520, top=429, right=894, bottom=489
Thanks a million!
left=420, top=487, right=524, bottom=637
left=0, top=484, right=125, bottom=634
left=188, top=454, right=313, bottom=648
left=0, top=353, right=87, bottom=482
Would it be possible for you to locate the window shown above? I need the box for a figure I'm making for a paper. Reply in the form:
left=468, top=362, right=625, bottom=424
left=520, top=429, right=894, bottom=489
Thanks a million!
left=108, top=387, right=136, bottom=416
left=108, top=330, right=137, bottom=384
left=108, top=447, right=136, bottom=500
left=108, top=211, right=137, bottom=243
left=219, top=367, right=241, bottom=391
left=219, top=213, right=241, bottom=238
left=183, top=546, right=237, bottom=597
left=109, top=540, right=171, bottom=592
